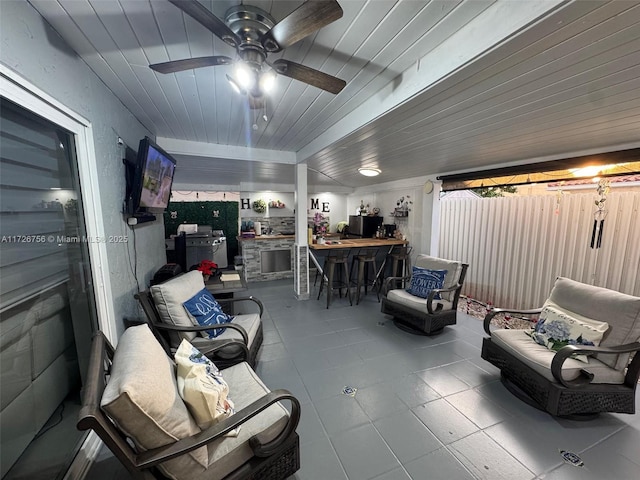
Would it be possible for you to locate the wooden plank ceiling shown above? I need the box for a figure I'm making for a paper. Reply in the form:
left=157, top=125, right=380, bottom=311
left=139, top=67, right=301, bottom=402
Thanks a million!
left=28, top=0, right=640, bottom=190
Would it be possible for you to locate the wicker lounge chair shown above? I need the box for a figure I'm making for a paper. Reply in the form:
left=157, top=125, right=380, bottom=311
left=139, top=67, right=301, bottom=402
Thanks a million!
left=482, top=277, right=640, bottom=418
left=135, top=270, right=264, bottom=368
left=78, top=325, right=300, bottom=480
left=381, top=254, right=468, bottom=335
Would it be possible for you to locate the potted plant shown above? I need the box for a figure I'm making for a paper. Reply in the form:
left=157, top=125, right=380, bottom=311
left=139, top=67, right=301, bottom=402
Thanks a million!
left=197, top=259, right=218, bottom=281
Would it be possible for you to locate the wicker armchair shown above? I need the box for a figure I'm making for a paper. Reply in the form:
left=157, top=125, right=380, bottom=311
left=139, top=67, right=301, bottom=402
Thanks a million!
left=78, top=326, right=300, bottom=480
left=482, top=277, right=640, bottom=418
left=381, top=254, right=468, bottom=335
left=135, top=270, right=264, bottom=368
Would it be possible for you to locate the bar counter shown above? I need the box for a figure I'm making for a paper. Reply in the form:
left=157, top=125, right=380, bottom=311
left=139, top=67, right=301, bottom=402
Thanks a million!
left=309, top=237, right=408, bottom=250
left=309, top=238, right=409, bottom=288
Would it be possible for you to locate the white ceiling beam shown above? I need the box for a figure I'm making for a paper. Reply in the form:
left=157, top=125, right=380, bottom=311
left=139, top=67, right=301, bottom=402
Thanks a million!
left=156, top=137, right=297, bottom=164
left=296, top=0, right=565, bottom=163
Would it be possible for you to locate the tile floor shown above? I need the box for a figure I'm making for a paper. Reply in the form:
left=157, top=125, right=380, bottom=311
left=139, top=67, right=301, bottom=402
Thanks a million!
left=85, top=279, right=640, bottom=480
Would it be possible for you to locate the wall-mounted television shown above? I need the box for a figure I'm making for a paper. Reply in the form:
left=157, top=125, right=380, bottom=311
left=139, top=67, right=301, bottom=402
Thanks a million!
left=125, top=137, right=177, bottom=221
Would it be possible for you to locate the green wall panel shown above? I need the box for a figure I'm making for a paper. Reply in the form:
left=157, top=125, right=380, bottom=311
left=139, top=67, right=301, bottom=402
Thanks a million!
left=163, top=201, right=239, bottom=263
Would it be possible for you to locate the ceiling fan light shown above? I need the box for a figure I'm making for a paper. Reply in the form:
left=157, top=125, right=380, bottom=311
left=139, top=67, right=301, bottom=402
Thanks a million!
left=260, top=70, right=277, bottom=93
left=358, top=167, right=381, bottom=177
left=234, top=63, right=254, bottom=90
left=226, top=74, right=244, bottom=94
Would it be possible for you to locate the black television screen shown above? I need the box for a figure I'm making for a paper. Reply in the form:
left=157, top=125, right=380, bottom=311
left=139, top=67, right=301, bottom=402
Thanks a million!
left=132, top=137, right=176, bottom=215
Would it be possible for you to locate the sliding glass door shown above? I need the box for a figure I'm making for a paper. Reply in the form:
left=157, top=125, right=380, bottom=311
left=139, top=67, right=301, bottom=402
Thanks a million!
left=0, top=97, right=98, bottom=479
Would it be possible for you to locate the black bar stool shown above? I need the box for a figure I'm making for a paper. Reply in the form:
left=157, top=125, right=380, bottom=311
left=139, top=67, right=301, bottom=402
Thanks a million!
left=385, top=245, right=412, bottom=290
left=317, top=249, right=352, bottom=309
left=350, top=248, right=380, bottom=304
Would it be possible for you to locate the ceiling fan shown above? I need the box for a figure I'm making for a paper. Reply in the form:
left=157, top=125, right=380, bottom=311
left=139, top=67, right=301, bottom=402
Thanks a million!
left=150, top=0, right=347, bottom=109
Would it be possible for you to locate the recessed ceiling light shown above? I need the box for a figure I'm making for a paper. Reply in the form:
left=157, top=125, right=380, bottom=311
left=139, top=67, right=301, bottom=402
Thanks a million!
left=358, top=167, right=381, bottom=177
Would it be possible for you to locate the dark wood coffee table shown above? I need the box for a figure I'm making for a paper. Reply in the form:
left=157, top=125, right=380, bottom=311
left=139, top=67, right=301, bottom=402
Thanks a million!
left=205, top=270, right=247, bottom=313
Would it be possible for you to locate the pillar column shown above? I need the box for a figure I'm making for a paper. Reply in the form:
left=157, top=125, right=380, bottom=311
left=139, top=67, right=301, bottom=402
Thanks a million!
left=294, top=162, right=310, bottom=299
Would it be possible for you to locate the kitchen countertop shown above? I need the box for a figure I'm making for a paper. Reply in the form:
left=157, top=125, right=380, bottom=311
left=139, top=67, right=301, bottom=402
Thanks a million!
left=309, top=238, right=407, bottom=250
left=237, top=235, right=295, bottom=240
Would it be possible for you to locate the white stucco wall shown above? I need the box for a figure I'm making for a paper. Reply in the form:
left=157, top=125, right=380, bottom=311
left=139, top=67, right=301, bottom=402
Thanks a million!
left=1, top=1, right=165, bottom=336
left=349, top=176, right=441, bottom=259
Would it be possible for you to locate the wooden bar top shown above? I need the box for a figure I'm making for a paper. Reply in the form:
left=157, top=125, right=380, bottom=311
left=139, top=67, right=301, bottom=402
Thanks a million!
left=309, top=238, right=408, bottom=250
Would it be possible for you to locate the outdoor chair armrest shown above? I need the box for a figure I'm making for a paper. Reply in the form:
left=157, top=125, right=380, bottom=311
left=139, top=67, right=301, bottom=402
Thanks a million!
left=216, top=295, right=264, bottom=316
left=152, top=321, right=249, bottom=345
left=426, top=284, right=460, bottom=314
left=136, top=389, right=301, bottom=468
left=551, top=342, right=640, bottom=388
left=197, top=339, right=250, bottom=363
left=483, top=307, right=542, bottom=335
left=383, top=275, right=411, bottom=295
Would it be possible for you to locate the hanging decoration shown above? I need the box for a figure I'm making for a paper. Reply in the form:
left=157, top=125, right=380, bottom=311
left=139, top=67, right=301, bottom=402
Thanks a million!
left=252, top=199, right=267, bottom=213
left=590, top=178, right=610, bottom=249
left=554, top=188, right=564, bottom=215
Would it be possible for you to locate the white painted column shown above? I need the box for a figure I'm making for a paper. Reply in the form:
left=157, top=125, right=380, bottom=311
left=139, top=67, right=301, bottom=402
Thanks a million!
left=419, top=179, right=442, bottom=257
left=294, top=163, right=310, bottom=299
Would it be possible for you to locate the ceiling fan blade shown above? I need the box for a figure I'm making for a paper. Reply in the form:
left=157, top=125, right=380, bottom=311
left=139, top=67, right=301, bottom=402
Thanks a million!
left=272, top=59, right=345, bottom=94
left=261, top=0, right=343, bottom=52
left=168, top=0, right=240, bottom=48
left=150, top=56, right=233, bottom=74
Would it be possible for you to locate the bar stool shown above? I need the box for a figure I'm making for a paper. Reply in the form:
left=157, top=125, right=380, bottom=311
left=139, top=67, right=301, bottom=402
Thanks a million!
left=317, top=249, right=352, bottom=309
left=350, top=248, right=380, bottom=305
left=385, top=245, right=412, bottom=291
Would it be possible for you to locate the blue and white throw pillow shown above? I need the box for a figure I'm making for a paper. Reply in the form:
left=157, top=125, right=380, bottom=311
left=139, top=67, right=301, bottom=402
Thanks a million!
left=182, top=288, right=233, bottom=338
left=526, top=305, right=609, bottom=363
left=406, top=267, right=447, bottom=299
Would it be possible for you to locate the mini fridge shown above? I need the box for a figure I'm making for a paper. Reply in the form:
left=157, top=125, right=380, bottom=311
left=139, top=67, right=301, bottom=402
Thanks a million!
left=348, top=215, right=383, bottom=238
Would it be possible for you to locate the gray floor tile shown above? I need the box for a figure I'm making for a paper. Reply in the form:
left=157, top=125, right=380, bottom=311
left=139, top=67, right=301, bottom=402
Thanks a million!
left=446, top=389, right=512, bottom=429
left=296, top=404, right=330, bottom=446
left=374, top=410, right=442, bottom=463
left=449, top=431, right=534, bottom=480
left=412, top=398, right=480, bottom=445
left=256, top=342, right=290, bottom=362
left=294, top=436, right=348, bottom=480
left=439, top=359, right=498, bottom=387
left=290, top=349, right=334, bottom=375
left=84, top=280, right=640, bottom=480
left=299, top=365, right=352, bottom=402
left=484, top=417, right=566, bottom=474
left=354, top=382, right=411, bottom=421
left=323, top=344, right=367, bottom=368
left=314, top=394, right=371, bottom=435
left=404, top=344, right=466, bottom=372
left=393, top=373, right=441, bottom=408
left=417, top=366, right=471, bottom=397
left=404, top=448, right=476, bottom=480
left=331, top=424, right=402, bottom=480
left=371, top=467, right=412, bottom=480
left=353, top=337, right=409, bottom=360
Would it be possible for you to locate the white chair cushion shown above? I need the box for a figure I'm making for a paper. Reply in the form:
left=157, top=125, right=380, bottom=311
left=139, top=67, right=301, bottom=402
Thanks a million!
left=492, top=329, right=625, bottom=385
left=386, top=288, right=453, bottom=313
left=190, top=313, right=260, bottom=359
left=547, top=277, right=640, bottom=371
left=151, top=270, right=206, bottom=343
left=200, top=362, right=290, bottom=480
left=101, top=325, right=207, bottom=479
left=414, top=255, right=462, bottom=302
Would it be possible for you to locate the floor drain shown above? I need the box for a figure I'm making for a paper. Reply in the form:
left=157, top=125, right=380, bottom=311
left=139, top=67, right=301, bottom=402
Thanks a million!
left=341, top=386, right=357, bottom=397
left=559, top=450, right=584, bottom=467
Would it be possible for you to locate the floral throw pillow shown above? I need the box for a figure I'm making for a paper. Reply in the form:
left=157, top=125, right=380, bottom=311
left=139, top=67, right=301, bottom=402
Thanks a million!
left=406, top=267, right=448, bottom=300
left=526, top=305, right=609, bottom=363
left=182, top=288, right=233, bottom=339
